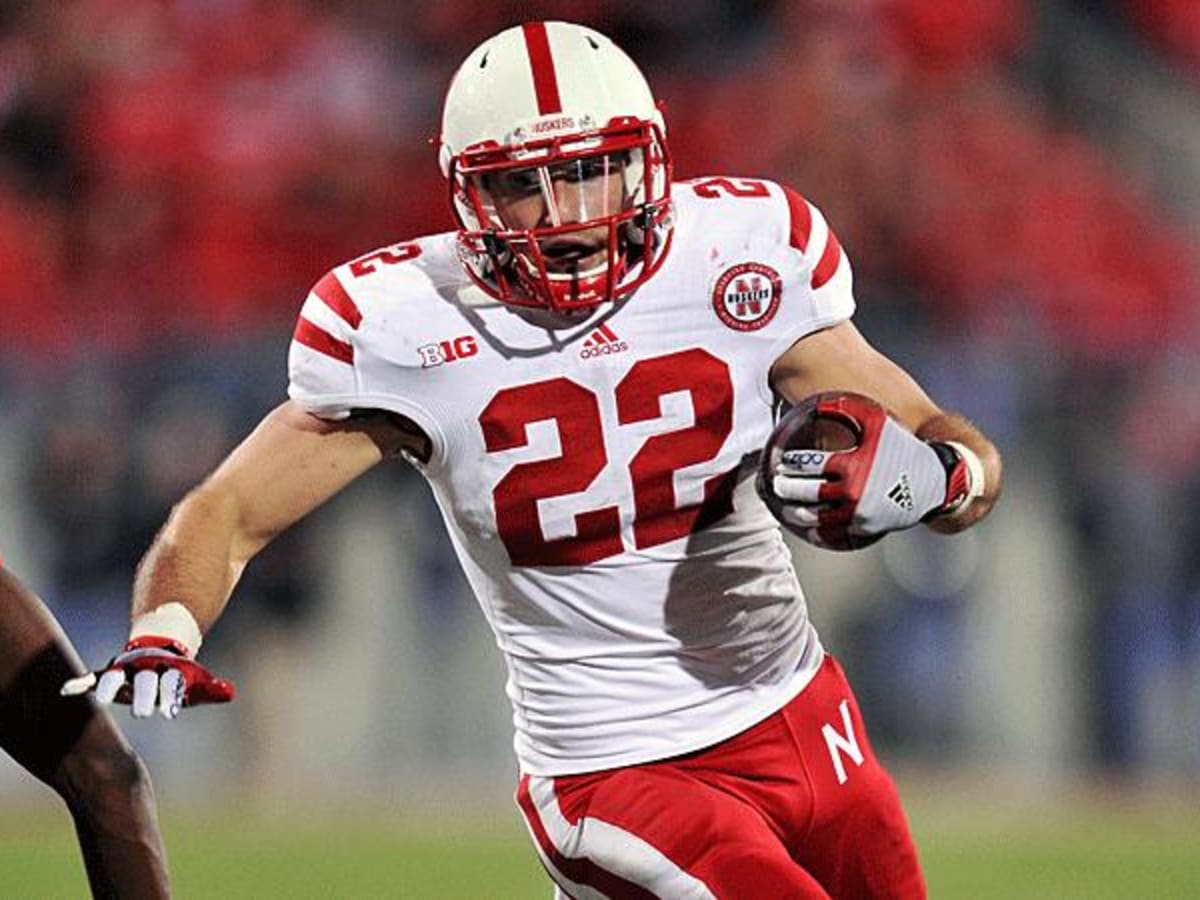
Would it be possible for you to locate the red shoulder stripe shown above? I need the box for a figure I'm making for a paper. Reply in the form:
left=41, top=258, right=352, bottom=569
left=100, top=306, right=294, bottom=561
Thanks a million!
left=294, top=317, right=354, bottom=365
left=811, top=230, right=843, bottom=290
left=523, top=22, right=563, bottom=115
left=783, top=187, right=813, bottom=253
left=313, top=272, right=362, bottom=330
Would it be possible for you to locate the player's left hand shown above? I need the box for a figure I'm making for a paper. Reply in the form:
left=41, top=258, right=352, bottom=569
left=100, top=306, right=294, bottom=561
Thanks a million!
left=61, top=637, right=235, bottom=719
left=771, top=393, right=967, bottom=539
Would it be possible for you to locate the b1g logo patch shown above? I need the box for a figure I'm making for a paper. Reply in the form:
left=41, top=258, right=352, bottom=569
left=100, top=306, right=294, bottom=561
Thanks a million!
left=712, top=262, right=782, bottom=331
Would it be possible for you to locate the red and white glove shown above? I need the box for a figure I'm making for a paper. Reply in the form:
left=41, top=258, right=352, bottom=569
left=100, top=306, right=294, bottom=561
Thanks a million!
left=772, top=394, right=983, bottom=544
left=61, top=603, right=234, bottom=719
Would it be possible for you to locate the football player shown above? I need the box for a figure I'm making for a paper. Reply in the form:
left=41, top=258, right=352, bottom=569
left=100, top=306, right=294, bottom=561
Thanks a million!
left=0, top=565, right=170, bottom=898
left=66, top=21, right=1001, bottom=898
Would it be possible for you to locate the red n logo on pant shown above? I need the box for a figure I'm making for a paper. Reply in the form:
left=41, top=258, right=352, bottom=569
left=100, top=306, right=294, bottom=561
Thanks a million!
left=822, top=699, right=864, bottom=785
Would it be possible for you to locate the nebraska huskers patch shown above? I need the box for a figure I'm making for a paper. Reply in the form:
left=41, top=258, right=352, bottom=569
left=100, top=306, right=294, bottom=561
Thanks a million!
left=712, top=262, right=782, bottom=331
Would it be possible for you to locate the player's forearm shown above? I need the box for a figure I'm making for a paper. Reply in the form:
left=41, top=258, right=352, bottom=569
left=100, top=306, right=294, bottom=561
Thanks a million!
left=131, top=485, right=256, bottom=635
left=130, top=404, right=398, bottom=639
left=916, top=412, right=1003, bottom=533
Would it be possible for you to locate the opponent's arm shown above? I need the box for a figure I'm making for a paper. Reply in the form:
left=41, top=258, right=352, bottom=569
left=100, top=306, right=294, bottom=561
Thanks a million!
left=768, top=321, right=1002, bottom=535
left=64, top=400, right=423, bottom=716
left=1, top=567, right=171, bottom=898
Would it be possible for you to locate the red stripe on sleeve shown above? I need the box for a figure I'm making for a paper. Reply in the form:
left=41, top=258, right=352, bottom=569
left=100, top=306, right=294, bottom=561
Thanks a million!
left=783, top=187, right=812, bottom=253
left=294, top=317, right=354, bottom=365
left=811, top=230, right=843, bottom=290
left=516, top=776, right=657, bottom=900
left=523, top=22, right=563, bottom=114
left=313, top=272, right=362, bottom=330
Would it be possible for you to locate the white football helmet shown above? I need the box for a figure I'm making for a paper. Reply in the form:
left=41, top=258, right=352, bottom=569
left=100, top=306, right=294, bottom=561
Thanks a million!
left=439, top=21, right=673, bottom=313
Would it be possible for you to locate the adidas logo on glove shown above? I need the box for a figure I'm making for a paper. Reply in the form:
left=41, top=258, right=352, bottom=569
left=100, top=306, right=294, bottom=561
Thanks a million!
left=887, top=475, right=914, bottom=511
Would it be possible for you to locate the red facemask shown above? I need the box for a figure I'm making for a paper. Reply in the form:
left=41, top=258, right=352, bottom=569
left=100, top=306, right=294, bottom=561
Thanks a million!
left=449, top=119, right=673, bottom=313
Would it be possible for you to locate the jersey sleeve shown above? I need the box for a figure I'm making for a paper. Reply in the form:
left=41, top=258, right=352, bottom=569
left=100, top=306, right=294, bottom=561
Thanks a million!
left=287, top=270, right=363, bottom=421
left=764, top=184, right=856, bottom=364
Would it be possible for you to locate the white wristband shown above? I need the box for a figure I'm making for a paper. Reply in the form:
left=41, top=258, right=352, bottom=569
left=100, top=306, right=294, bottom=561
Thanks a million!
left=943, top=440, right=986, bottom=516
left=129, top=603, right=203, bottom=658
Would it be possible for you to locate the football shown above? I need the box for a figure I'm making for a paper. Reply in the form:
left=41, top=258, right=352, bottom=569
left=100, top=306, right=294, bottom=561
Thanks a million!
left=756, top=391, right=884, bottom=551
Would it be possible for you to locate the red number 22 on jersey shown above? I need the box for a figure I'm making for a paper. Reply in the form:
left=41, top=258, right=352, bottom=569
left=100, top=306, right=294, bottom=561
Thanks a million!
left=480, top=348, right=736, bottom=567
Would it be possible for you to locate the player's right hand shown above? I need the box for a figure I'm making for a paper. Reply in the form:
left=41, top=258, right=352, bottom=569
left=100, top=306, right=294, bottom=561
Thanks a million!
left=61, top=636, right=235, bottom=719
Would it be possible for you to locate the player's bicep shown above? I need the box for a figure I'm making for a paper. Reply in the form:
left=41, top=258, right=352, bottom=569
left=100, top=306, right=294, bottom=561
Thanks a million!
left=768, top=321, right=941, bottom=431
left=202, top=400, right=405, bottom=559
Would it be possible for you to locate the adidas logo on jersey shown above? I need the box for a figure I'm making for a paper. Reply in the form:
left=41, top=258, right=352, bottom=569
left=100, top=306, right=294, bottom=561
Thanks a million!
left=579, top=324, right=628, bottom=359
left=887, top=474, right=914, bottom=511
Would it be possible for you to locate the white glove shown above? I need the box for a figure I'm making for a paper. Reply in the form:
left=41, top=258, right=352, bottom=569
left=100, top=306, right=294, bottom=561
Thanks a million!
left=61, top=637, right=235, bottom=719
left=61, top=603, right=234, bottom=719
left=772, top=394, right=973, bottom=546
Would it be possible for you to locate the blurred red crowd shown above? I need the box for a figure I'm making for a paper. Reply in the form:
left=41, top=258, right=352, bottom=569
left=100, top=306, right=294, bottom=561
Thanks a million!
left=0, top=0, right=449, bottom=359
left=668, top=0, right=1196, bottom=362
left=0, top=0, right=1194, bottom=365
left=1124, top=0, right=1200, bottom=73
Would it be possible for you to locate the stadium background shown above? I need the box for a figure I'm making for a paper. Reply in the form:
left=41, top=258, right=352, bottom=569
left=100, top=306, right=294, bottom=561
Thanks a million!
left=2, top=0, right=1199, bottom=896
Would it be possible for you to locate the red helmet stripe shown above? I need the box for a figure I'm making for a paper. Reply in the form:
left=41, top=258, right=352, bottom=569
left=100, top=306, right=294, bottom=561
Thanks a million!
left=293, top=317, right=354, bottom=365
left=811, top=230, right=843, bottom=290
left=313, top=271, right=363, bottom=329
left=522, top=22, right=563, bottom=114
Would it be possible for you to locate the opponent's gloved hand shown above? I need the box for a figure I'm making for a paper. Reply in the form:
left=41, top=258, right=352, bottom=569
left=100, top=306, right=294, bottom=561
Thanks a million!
left=772, top=393, right=976, bottom=543
left=61, top=604, right=234, bottom=719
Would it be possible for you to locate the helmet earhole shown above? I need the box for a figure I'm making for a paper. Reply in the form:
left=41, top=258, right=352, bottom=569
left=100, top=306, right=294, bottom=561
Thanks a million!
left=482, top=232, right=510, bottom=262
left=623, top=204, right=655, bottom=247
left=636, top=204, right=655, bottom=232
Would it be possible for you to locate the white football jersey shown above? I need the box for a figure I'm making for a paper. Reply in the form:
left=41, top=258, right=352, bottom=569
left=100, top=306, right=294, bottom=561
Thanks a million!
left=289, top=177, right=855, bottom=775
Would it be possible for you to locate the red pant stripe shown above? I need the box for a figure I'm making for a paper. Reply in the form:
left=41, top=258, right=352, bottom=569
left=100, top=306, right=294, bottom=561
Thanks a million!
left=518, top=775, right=661, bottom=899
